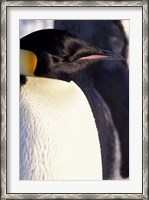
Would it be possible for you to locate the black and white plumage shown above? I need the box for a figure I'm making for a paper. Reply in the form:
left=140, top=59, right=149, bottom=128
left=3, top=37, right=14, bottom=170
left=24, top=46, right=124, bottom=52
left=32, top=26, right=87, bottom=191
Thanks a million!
left=20, top=77, right=103, bottom=180
left=55, top=20, right=129, bottom=179
left=20, top=29, right=124, bottom=180
left=73, top=70, right=121, bottom=179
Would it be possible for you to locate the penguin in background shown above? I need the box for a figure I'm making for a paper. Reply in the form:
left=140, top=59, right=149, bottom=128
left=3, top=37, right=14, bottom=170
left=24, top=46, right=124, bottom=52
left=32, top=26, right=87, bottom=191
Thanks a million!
left=20, top=29, right=124, bottom=180
left=54, top=20, right=129, bottom=179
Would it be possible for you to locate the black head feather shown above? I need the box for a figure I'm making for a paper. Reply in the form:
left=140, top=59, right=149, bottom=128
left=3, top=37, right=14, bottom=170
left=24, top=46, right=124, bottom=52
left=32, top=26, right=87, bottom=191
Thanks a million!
left=20, top=29, right=124, bottom=83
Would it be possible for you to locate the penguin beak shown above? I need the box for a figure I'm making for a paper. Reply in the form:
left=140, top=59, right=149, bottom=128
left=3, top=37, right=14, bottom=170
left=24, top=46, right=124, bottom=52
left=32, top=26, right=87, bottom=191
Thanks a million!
left=20, top=49, right=37, bottom=76
left=78, top=49, right=125, bottom=61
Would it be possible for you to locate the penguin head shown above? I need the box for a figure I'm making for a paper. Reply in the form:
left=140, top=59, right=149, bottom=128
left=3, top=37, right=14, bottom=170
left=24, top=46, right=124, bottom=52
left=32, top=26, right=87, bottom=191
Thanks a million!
left=20, top=29, right=124, bottom=81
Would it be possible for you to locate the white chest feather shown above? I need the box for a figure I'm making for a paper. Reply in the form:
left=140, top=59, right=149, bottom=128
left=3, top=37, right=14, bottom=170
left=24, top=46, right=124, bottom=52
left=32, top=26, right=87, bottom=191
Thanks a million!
left=20, top=77, right=102, bottom=180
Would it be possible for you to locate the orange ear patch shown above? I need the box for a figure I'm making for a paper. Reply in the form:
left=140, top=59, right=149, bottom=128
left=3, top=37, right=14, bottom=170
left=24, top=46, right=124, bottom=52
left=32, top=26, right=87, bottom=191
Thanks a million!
left=20, top=50, right=37, bottom=76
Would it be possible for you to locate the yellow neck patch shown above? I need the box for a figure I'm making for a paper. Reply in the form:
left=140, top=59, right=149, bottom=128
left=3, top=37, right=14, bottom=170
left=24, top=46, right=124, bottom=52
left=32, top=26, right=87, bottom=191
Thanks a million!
left=20, top=50, right=37, bottom=76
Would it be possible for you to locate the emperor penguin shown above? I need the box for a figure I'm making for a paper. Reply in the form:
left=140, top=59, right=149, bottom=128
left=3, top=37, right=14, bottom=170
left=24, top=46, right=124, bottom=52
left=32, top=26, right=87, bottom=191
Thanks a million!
left=20, top=29, right=123, bottom=180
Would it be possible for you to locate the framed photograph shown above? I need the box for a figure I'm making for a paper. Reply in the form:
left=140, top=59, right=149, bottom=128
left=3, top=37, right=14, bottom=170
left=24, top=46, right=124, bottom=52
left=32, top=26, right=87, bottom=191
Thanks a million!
left=1, top=0, right=148, bottom=199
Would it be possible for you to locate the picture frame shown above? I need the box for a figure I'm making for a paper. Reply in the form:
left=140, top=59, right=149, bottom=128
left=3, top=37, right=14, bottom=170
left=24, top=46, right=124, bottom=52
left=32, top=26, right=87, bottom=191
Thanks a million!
left=1, top=0, right=148, bottom=199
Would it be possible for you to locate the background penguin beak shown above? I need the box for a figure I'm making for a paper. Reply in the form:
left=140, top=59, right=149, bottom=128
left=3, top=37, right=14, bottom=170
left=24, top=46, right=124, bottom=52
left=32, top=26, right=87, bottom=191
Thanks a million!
left=79, top=49, right=125, bottom=61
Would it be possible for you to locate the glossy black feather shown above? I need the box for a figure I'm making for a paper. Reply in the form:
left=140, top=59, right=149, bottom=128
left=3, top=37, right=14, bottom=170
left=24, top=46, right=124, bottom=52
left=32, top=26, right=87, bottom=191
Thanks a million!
left=20, top=29, right=107, bottom=81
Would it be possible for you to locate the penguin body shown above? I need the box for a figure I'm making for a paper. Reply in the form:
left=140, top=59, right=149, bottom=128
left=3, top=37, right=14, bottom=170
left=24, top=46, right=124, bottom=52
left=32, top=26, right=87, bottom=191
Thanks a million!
left=20, top=77, right=102, bottom=180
